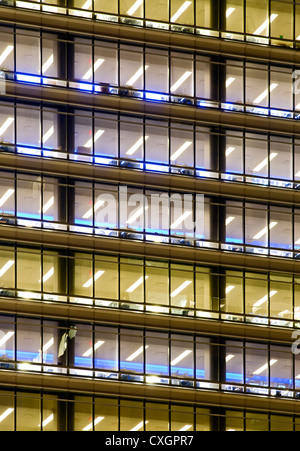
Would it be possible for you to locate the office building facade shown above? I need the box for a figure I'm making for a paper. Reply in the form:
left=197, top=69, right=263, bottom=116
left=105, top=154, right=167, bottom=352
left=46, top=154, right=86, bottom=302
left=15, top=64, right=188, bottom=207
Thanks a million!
left=0, top=0, right=299, bottom=431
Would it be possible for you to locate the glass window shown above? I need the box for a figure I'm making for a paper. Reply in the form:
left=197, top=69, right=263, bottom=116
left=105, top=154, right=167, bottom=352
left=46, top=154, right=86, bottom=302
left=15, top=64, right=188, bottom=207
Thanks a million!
left=42, top=251, right=61, bottom=294
left=146, top=403, right=169, bottom=432
left=120, top=45, right=144, bottom=90
left=196, top=56, right=211, bottom=100
left=170, top=123, right=194, bottom=168
left=226, top=340, right=243, bottom=385
left=270, top=274, right=293, bottom=320
left=94, top=184, right=118, bottom=231
left=245, top=272, right=268, bottom=317
left=42, top=394, right=58, bottom=432
left=226, top=410, right=244, bottom=432
left=0, top=391, right=14, bottom=431
left=17, top=317, right=41, bottom=366
left=225, top=130, right=243, bottom=175
left=270, top=0, right=293, bottom=42
left=42, top=177, right=58, bottom=224
left=120, top=400, right=144, bottom=432
left=145, top=48, right=169, bottom=95
left=120, top=116, right=144, bottom=161
left=171, top=405, right=194, bottom=432
left=171, top=51, right=194, bottom=98
left=270, top=66, right=293, bottom=111
left=195, top=268, right=211, bottom=311
left=270, top=136, right=292, bottom=182
left=94, top=41, right=118, bottom=86
left=120, top=258, right=144, bottom=304
left=226, top=60, right=244, bottom=104
left=145, top=189, right=170, bottom=237
left=0, top=172, right=14, bottom=216
left=16, top=393, right=41, bottom=431
left=224, top=270, right=243, bottom=314
left=74, top=110, right=93, bottom=157
left=170, top=264, right=194, bottom=311
left=74, top=38, right=92, bottom=82
left=145, top=119, right=169, bottom=166
left=145, top=0, right=169, bottom=22
left=17, top=105, right=40, bottom=149
left=196, top=0, right=213, bottom=29
left=245, top=342, right=268, bottom=388
left=225, top=0, right=244, bottom=33
left=17, top=249, right=41, bottom=293
left=246, top=412, right=269, bottom=431
left=225, top=201, right=243, bottom=245
left=171, top=0, right=194, bottom=25
left=42, top=321, right=60, bottom=369
left=196, top=407, right=211, bottom=431
left=42, top=108, right=59, bottom=151
left=94, top=0, right=118, bottom=14
left=94, top=255, right=118, bottom=301
left=246, top=63, right=268, bottom=107
left=270, top=345, right=293, bottom=391
left=94, top=326, right=118, bottom=373
left=196, top=127, right=211, bottom=171
left=146, top=331, right=169, bottom=380
left=196, top=337, right=211, bottom=382
left=74, top=324, right=93, bottom=369
left=16, top=29, right=40, bottom=75
left=145, top=260, right=169, bottom=310
left=74, top=181, right=93, bottom=227
left=245, top=203, right=268, bottom=248
left=42, top=33, right=58, bottom=79
left=74, top=396, right=93, bottom=432
left=171, top=333, right=194, bottom=381
left=0, top=315, right=15, bottom=366
left=94, top=112, right=118, bottom=159
left=72, top=253, right=93, bottom=299
left=245, top=133, right=268, bottom=179
left=270, top=206, right=292, bottom=251
left=271, top=415, right=293, bottom=432
left=246, top=0, right=269, bottom=37
left=120, top=329, right=144, bottom=375
left=120, top=0, right=143, bottom=17
left=0, top=104, right=14, bottom=146
left=95, top=398, right=118, bottom=431
left=0, top=26, right=14, bottom=72
left=17, top=174, right=41, bottom=223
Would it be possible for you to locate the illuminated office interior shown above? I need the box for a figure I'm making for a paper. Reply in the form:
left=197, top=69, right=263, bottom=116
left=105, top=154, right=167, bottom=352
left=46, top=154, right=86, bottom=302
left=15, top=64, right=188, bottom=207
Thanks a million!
left=0, top=0, right=299, bottom=431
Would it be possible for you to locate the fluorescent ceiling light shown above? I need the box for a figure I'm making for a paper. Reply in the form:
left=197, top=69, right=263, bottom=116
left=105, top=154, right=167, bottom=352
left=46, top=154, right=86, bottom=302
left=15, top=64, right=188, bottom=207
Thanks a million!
left=84, top=129, right=105, bottom=148
left=83, top=270, right=105, bottom=288
left=171, top=280, right=192, bottom=297
left=253, top=359, right=277, bottom=375
left=42, top=196, right=54, bottom=214
left=42, top=126, right=54, bottom=144
left=0, top=189, right=14, bottom=209
left=253, top=152, right=278, bottom=172
left=42, top=54, right=54, bottom=74
left=126, top=65, right=149, bottom=86
left=83, top=340, right=105, bottom=357
left=126, top=136, right=149, bottom=156
left=226, top=77, right=236, bottom=88
left=179, top=425, right=192, bottom=431
left=226, top=147, right=235, bottom=157
left=171, top=1, right=192, bottom=22
left=171, top=349, right=192, bottom=366
left=126, top=345, right=149, bottom=362
left=126, top=276, right=149, bottom=293
left=39, top=413, right=54, bottom=428
left=170, top=211, right=192, bottom=229
left=170, top=141, right=192, bottom=161
left=127, top=0, right=143, bottom=16
left=0, top=45, right=14, bottom=66
left=0, top=331, right=14, bottom=348
left=0, top=117, right=14, bottom=137
left=127, top=206, right=149, bottom=225
left=253, top=222, right=278, bottom=240
left=0, top=408, right=14, bottom=423
left=0, top=260, right=14, bottom=278
left=254, top=14, right=278, bottom=35
left=82, top=58, right=105, bottom=80
left=82, top=0, right=92, bottom=9
left=40, top=267, right=54, bottom=284
left=82, top=416, right=104, bottom=431
left=171, top=71, right=192, bottom=93
left=226, top=354, right=235, bottom=363
left=83, top=199, right=105, bottom=220
left=253, top=290, right=277, bottom=308
left=253, top=83, right=278, bottom=104
left=225, top=216, right=235, bottom=226
left=130, top=421, right=149, bottom=432
left=226, top=7, right=235, bottom=18
left=225, top=285, right=235, bottom=295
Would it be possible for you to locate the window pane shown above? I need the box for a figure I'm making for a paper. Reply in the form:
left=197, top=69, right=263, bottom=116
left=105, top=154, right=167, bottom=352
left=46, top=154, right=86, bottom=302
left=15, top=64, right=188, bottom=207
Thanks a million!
left=17, top=249, right=41, bottom=293
left=17, top=318, right=41, bottom=365
left=95, top=398, right=118, bottom=431
left=120, top=329, right=144, bottom=375
left=16, top=393, right=40, bottom=431
left=120, top=400, right=144, bottom=432
left=74, top=396, right=93, bottom=432
left=245, top=272, right=268, bottom=317
left=0, top=392, right=14, bottom=431
left=94, top=326, right=118, bottom=373
left=16, top=30, right=40, bottom=75
left=245, top=342, right=268, bottom=388
left=171, top=334, right=194, bottom=381
left=171, top=405, right=194, bottom=432
left=0, top=315, right=15, bottom=366
left=146, top=403, right=169, bottom=431
left=146, top=331, right=169, bottom=379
